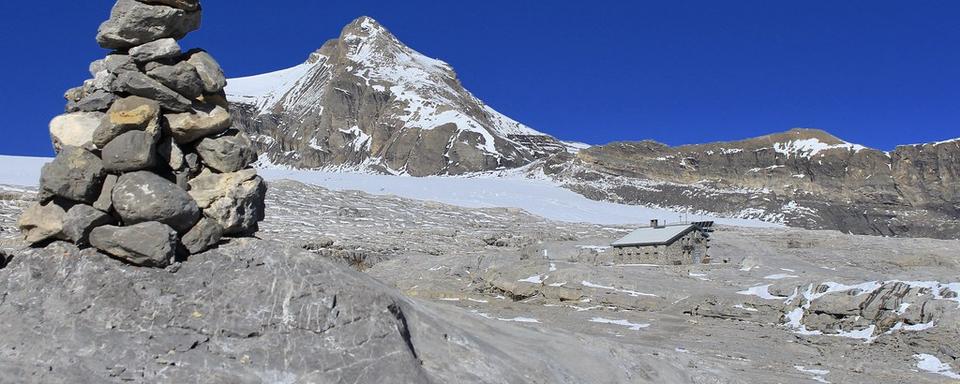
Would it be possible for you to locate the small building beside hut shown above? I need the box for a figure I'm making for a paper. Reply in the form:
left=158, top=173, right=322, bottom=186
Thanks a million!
left=609, top=220, right=713, bottom=265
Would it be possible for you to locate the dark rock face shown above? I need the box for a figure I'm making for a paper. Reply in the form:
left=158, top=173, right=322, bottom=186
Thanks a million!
left=112, top=171, right=200, bottom=233
left=538, top=129, right=960, bottom=239
left=227, top=17, right=572, bottom=176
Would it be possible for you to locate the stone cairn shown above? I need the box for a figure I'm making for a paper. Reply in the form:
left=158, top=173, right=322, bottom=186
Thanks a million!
left=16, top=0, right=266, bottom=267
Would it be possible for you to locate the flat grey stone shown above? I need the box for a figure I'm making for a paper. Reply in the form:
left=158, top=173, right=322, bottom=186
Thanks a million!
left=115, top=71, right=193, bottom=112
left=96, top=0, right=201, bottom=49
left=101, top=131, right=157, bottom=172
left=74, top=90, right=117, bottom=112
left=89, top=222, right=177, bottom=267
left=129, top=38, right=181, bottom=62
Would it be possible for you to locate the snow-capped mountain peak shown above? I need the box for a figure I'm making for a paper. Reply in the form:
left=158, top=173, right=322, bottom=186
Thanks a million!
left=227, top=16, right=574, bottom=176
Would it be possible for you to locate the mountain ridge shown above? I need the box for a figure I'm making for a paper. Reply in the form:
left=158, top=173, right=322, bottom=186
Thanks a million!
left=227, top=16, right=575, bottom=176
left=225, top=16, right=960, bottom=239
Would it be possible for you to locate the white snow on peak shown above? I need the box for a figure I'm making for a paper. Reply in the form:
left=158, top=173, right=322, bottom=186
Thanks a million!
left=226, top=62, right=316, bottom=115
left=772, top=138, right=866, bottom=159
left=225, top=17, right=554, bottom=160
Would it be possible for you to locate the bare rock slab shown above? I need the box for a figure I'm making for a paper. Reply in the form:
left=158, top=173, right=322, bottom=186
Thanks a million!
left=89, top=222, right=177, bottom=267
left=113, top=171, right=200, bottom=233
left=96, top=0, right=201, bottom=49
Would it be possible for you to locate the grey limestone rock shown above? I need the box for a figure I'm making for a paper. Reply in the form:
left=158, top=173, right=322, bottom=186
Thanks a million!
left=89, top=222, right=178, bottom=267
left=128, top=38, right=181, bottom=62
left=163, top=104, right=231, bottom=143
left=93, top=174, right=119, bottom=212
left=101, top=130, right=157, bottom=172
left=137, top=0, right=200, bottom=11
left=93, top=95, right=162, bottom=148
left=180, top=217, right=223, bottom=254
left=39, top=147, right=106, bottom=203
left=16, top=202, right=67, bottom=244
left=145, top=60, right=203, bottom=99
left=115, top=71, right=193, bottom=112
left=96, top=0, right=201, bottom=49
left=74, top=90, right=117, bottom=112
left=48, top=112, right=103, bottom=153
left=157, top=136, right=186, bottom=170
left=187, top=169, right=265, bottom=235
left=185, top=49, right=226, bottom=93
left=62, top=204, right=113, bottom=245
left=112, top=171, right=200, bottom=233
left=195, top=131, right=257, bottom=173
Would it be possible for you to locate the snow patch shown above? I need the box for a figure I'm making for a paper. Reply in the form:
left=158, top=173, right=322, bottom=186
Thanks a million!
left=915, top=354, right=960, bottom=379
left=736, top=285, right=787, bottom=300
left=581, top=281, right=658, bottom=297
left=589, top=317, right=650, bottom=331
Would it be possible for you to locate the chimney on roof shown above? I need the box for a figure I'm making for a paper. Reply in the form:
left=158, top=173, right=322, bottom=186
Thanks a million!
left=651, top=219, right=659, bottom=228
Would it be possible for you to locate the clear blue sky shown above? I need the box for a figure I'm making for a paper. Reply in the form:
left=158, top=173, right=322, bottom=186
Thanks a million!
left=1, top=1, right=957, bottom=157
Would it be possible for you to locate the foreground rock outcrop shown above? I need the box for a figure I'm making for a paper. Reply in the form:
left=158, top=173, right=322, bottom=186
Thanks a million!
left=0, top=239, right=683, bottom=383
left=22, top=0, right=265, bottom=266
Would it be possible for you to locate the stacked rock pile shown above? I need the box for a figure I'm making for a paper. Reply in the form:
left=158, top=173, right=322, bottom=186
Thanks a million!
left=17, top=0, right=266, bottom=267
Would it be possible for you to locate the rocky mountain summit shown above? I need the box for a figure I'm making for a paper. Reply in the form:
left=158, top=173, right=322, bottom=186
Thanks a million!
left=532, top=129, right=960, bottom=239
left=19, top=0, right=266, bottom=266
left=226, top=17, right=576, bottom=176
left=222, top=18, right=957, bottom=239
